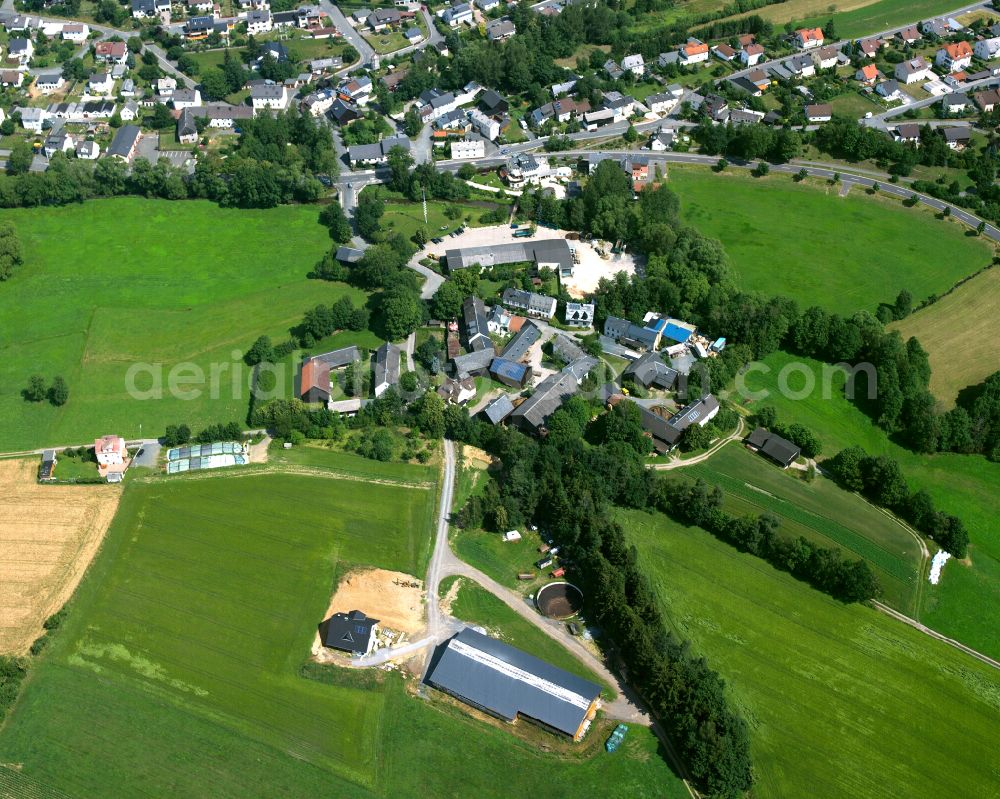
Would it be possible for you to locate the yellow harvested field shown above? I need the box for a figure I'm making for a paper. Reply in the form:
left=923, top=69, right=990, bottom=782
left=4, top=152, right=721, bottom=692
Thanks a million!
left=891, top=268, right=1000, bottom=408
left=0, top=459, right=120, bottom=654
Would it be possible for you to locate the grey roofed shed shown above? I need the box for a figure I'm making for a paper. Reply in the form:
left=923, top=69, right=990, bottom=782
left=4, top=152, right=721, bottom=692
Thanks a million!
left=483, top=393, right=515, bottom=424
left=500, top=320, right=541, bottom=361
left=551, top=334, right=585, bottom=364
left=374, top=342, right=402, bottom=394
left=623, top=351, right=678, bottom=389
left=453, top=347, right=496, bottom=376
left=313, top=345, right=361, bottom=369
left=425, top=627, right=601, bottom=738
left=509, top=370, right=579, bottom=432
left=335, top=246, right=364, bottom=263
left=760, top=434, right=801, bottom=467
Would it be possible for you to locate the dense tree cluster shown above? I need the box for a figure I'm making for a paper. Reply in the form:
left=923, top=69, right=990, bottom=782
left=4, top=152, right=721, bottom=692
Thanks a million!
left=445, top=405, right=754, bottom=797
left=294, top=296, right=370, bottom=348
left=0, top=109, right=335, bottom=210
left=826, top=446, right=969, bottom=556
left=0, top=223, right=23, bottom=281
left=658, top=477, right=878, bottom=601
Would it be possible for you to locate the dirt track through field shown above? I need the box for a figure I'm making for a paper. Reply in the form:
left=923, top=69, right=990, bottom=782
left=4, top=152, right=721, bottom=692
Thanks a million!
left=0, top=459, right=120, bottom=654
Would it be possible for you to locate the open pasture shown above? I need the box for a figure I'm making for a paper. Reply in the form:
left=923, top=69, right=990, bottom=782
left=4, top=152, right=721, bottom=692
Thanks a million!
left=669, top=168, right=992, bottom=316
left=0, top=198, right=346, bottom=451
left=684, top=442, right=923, bottom=612
left=622, top=508, right=1000, bottom=799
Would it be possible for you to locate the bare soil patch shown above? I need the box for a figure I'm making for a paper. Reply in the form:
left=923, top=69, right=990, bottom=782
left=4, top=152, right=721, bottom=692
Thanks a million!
left=327, top=568, right=425, bottom=635
left=0, top=458, right=121, bottom=654
left=462, top=445, right=492, bottom=469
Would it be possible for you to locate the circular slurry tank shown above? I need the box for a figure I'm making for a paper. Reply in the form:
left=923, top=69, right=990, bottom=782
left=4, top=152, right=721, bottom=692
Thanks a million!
left=535, top=581, right=584, bottom=620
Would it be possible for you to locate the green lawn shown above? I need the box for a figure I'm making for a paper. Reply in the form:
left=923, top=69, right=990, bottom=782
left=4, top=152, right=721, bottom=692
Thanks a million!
left=891, top=268, right=1000, bottom=408
left=621, top=508, right=1000, bottom=799
left=683, top=442, right=923, bottom=613
left=269, top=439, right=438, bottom=486
left=738, top=350, right=1000, bottom=659
left=441, top=576, right=612, bottom=694
left=380, top=197, right=511, bottom=243
left=0, top=469, right=436, bottom=795
left=796, top=0, right=968, bottom=40
left=668, top=168, right=992, bottom=315
left=0, top=465, right=686, bottom=798
left=0, top=198, right=344, bottom=450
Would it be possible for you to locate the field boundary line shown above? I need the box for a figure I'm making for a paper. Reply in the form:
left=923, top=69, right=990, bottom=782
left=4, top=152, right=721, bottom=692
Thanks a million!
left=131, top=464, right=435, bottom=490
left=871, top=601, right=1000, bottom=672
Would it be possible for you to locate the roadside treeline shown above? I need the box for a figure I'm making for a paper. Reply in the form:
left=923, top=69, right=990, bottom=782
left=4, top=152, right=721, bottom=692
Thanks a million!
left=586, top=180, right=998, bottom=460
left=826, top=446, right=970, bottom=557
left=447, top=401, right=754, bottom=798
left=812, top=117, right=1000, bottom=230
left=0, top=109, right=335, bottom=209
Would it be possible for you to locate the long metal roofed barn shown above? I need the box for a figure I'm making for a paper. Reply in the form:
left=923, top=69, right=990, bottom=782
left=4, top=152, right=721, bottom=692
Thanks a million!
left=444, top=239, right=573, bottom=275
left=425, top=627, right=602, bottom=740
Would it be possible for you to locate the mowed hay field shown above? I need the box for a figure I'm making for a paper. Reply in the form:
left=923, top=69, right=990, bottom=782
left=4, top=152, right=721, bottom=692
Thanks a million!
left=0, top=468, right=437, bottom=795
left=891, top=268, right=1000, bottom=408
left=621, top=509, right=1000, bottom=799
left=668, top=169, right=992, bottom=316
left=740, top=351, right=1000, bottom=660
left=684, top=442, right=923, bottom=614
left=0, top=459, right=120, bottom=654
left=0, top=198, right=351, bottom=451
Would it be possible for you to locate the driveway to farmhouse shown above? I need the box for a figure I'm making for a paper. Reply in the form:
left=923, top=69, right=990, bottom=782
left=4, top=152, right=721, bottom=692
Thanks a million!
left=425, top=441, right=649, bottom=724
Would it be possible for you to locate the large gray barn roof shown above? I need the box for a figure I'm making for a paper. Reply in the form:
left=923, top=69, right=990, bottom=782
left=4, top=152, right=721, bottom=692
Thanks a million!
left=500, top=320, right=541, bottom=360
left=425, top=627, right=601, bottom=736
left=445, top=239, right=572, bottom=273
left=509, top=370, right=579, bottom=431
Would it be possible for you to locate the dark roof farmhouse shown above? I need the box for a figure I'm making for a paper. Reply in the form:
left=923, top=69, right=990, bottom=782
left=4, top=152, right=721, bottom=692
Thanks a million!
left=745, top=427, right=801, bottom=468
left=319, top=610, right=379, bottom=655
left=425, top=627, right=601, bottom=740
left=623, top=351, right=678, bottom=389
left=635, top=394, right=720, bottom=452
left=509, top=371, right=580, bottom=433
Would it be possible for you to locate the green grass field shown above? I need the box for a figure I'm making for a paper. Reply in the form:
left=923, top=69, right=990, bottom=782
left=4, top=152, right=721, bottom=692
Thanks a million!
left=891, top=268, right=1000, bottom=408
left=441, top=576, right=611, bottom=693
left=0, top=199, right=346, bottom=451
left=0, top=469, right=436, bottom=795
left=0, top=462, right=686, bottom=798
left=621, top=508, right=1000, bottom=799
left=683, top=442, right=923, bottom=613
left=738, top=350, right=1000, bottom=659
left=668, top=168, right=992, bottom=315
left=269, top=439, right=439, bottom=485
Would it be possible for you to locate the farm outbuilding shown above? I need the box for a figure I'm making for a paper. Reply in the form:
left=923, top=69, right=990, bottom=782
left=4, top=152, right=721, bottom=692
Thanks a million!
left=425, top=627, right=601, bottom=740
left=745, top=427, right=801, bottom=468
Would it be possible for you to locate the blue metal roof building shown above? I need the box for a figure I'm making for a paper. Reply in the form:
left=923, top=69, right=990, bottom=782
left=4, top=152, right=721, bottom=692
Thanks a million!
left=425, top=627, right=602, bottom=740
left=490, top=357, right=532, bottom=388
left=661, top=322, right=693, bottom=344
